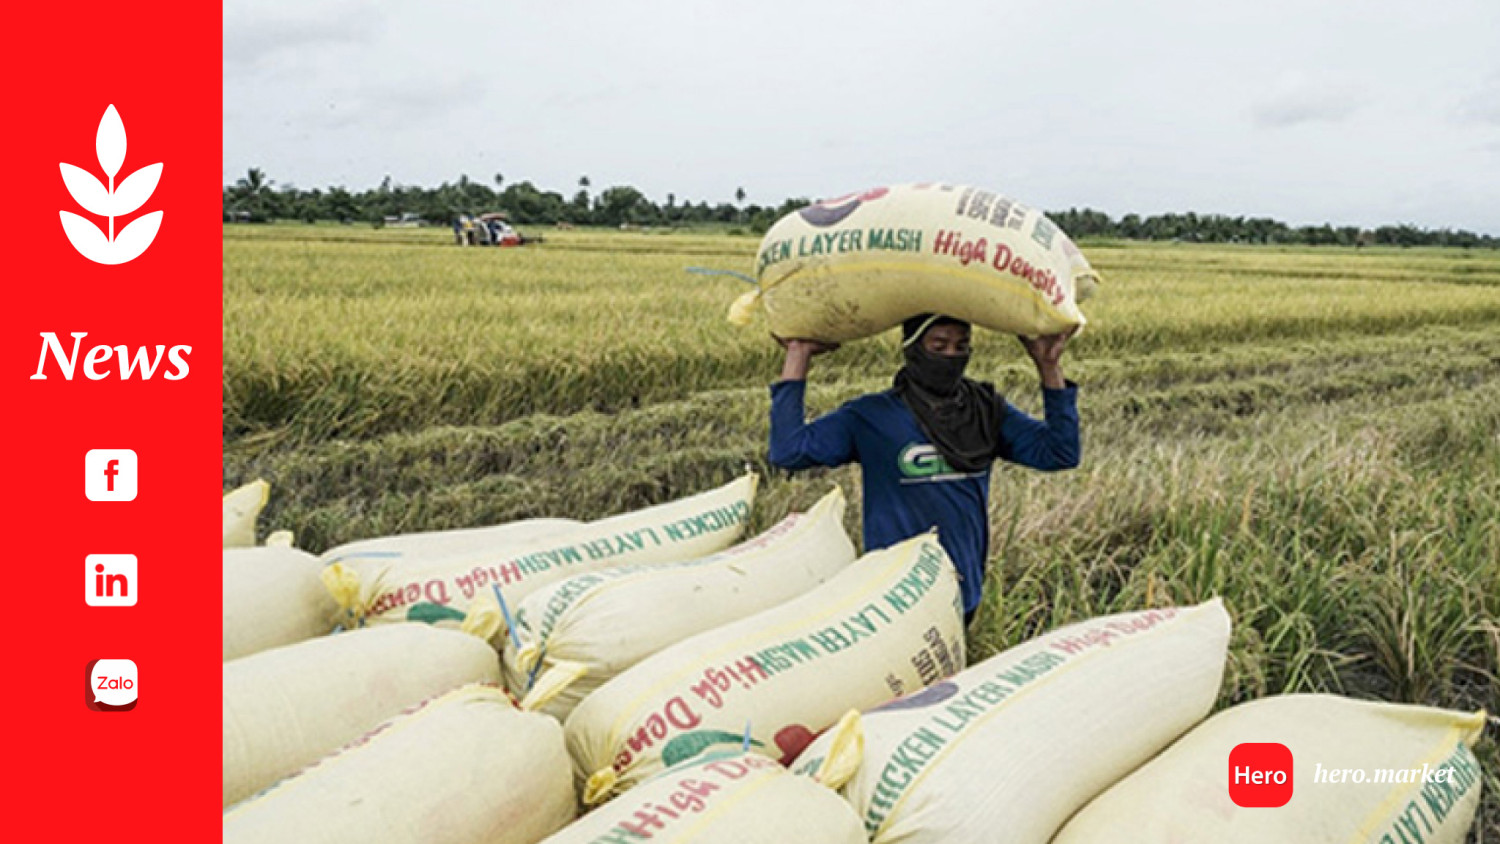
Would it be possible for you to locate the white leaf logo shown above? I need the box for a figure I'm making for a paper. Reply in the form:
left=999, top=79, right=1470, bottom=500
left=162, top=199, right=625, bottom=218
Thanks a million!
left=60, top=104, right=163, bottom=265
left=96, top=105, right=126, bottom=179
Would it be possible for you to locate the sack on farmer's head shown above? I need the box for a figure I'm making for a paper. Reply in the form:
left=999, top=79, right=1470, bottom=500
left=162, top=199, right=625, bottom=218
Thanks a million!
left=731, top=183, right=1100, bottom=343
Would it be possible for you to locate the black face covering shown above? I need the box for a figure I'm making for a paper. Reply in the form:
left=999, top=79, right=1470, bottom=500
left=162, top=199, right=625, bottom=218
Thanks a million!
left=892, top=326, right=1007, bottom=474
left=902, top=344, right=970, bottom=395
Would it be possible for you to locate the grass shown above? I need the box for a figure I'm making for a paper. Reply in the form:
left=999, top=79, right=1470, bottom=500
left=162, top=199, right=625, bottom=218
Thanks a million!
left=225, top=224, right=1499, bottom=839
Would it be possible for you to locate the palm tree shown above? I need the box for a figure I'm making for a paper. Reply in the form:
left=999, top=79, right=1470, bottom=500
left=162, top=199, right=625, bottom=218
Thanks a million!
left=234, top=167, right=270, bottom=198
left=233, top=168, right=274, bottom=220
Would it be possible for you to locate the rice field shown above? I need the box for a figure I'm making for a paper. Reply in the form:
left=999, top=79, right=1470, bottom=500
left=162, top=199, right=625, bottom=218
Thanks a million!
left=225, top=223, right=1499, bottom=839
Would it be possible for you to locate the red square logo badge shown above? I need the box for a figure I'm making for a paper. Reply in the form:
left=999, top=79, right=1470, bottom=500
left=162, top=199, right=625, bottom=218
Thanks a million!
left=1229, top=743, right=1293, bottom=807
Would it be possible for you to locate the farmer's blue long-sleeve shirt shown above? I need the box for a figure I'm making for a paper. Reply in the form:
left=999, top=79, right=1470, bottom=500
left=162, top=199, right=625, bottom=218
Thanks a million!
left=768, top=379, right=1080, bottom=616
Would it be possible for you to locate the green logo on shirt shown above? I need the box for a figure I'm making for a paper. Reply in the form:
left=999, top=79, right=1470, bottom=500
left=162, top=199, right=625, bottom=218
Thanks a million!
left=899, top=444, right=961, bottom=480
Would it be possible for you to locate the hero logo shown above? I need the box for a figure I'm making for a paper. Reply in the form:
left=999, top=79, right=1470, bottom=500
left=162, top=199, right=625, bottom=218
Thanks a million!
left=1228, top=743, right=1294, bottom=807
left=29, top=332, right=191, bottom=381
left=59, top=105, right=163, bottom=265
left=898, top=444, right=965, bottom=481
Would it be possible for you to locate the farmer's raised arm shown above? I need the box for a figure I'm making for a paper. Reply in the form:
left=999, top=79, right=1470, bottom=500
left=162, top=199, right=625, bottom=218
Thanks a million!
left=769, top=339, right=855, bottom=470
left=999, top=329, right=1081, bottom=471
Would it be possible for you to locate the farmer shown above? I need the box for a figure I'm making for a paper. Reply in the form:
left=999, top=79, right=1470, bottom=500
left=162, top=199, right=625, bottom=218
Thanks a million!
left=768, top=314, right=1080, bottom=624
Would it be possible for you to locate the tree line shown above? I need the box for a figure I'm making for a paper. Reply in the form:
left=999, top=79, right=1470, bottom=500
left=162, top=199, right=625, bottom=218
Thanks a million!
left=1046, top=208, right=1497, bottom=249
left=223, top=169, right=1497, bottom=247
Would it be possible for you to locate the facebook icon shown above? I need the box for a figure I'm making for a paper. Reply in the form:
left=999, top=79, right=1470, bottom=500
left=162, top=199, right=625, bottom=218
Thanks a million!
left=85, top=449, right=138, bottom=501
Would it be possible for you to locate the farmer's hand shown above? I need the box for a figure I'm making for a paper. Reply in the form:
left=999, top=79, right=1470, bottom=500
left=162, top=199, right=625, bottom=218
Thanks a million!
left=776, top=336, right=839, bottom=381
left=776, top=336, right=839, bottom=355
left=1019, top=327, right=1076, bottom=390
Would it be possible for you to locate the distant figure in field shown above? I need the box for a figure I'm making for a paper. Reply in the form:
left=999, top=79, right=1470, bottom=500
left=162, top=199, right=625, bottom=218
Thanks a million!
left=768, top=315, right=1081, bottom=625
left=457, top=215, right=479, bottom=246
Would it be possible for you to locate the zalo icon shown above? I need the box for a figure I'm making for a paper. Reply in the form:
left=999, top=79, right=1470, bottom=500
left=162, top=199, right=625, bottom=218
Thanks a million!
left=86, top=659, right=138, bottom=711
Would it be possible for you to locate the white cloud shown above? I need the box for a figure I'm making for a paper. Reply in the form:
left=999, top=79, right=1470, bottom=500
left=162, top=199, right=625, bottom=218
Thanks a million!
left=1252, top=76, right=1366, bottom=128
left=1454, top=74, right=1500, bottom=125
left=224, top=1, right=381, bottom=67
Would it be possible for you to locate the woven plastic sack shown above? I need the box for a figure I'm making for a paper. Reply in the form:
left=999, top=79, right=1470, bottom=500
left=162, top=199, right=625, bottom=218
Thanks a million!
left=1053, top=694, right=1488, bottom=844
left=322, top=474, right=757, bottom=630
left=223, top=621, right=505, bottom=806
left=224, top=685, right=575, bottom=844
left=321, top=517, right=580, bottom=564
left=729, top=183, right=1100, bottom=343
left=223, top=546, right=339, bottom=661
left=538, top=751, right=863, bottom=844
left=224, top=479, right=269, bottom=547
left=794, top=599, right=1231, bottom=843
left=505, top=487, right=856, bottom=721
left=567, top=533, right=964, bottom=805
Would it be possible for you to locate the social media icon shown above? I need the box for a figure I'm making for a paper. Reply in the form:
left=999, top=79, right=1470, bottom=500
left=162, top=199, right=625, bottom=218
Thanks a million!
left=85, top=448, right=137, bottom=501
left=1229, top=742, right=1294, bottom=807
left=85, top=554, right=137, bottom=607
left=86, top=658, right=137, bottom=711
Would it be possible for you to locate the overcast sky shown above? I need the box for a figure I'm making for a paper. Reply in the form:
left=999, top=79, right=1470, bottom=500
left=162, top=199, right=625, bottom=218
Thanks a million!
left=225, top=0, right=1500, bottom=232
